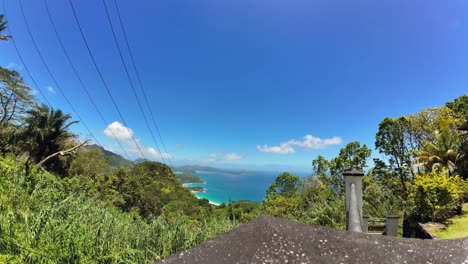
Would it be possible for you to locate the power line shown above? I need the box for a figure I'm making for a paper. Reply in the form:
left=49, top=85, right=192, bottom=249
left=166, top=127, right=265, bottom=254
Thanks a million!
left=17, top=0, right=101, bottom=146
left=112, top=0, right=174, bottom=168
left=101, top=0, right=167, bottom=164
left=67, top=0, right=146, bottom=159
left=2, top=1, right=52, bottom=108
left=42, top=0, right=131, bottom=160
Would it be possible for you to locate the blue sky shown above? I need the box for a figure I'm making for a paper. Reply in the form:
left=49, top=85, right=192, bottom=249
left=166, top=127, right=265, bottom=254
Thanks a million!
left=1, top=0, right=467, bottom=172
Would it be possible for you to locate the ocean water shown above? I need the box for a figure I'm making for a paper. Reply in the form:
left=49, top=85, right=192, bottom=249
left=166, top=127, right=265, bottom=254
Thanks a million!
left=188, top=171, right=308, bottom=205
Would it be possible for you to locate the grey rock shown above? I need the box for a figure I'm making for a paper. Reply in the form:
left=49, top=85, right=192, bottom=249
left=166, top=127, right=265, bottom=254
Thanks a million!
left=158, top=216, right=468, bottom=264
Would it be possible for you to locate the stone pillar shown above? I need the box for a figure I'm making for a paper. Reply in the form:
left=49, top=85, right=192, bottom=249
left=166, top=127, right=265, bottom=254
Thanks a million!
left=344, top=169, right=364, bottom=232
left=385, top=216, right=400, bottom=237
left=348, top=182, right=362, bottom=232
left=362, top=216, right=369, bottom=233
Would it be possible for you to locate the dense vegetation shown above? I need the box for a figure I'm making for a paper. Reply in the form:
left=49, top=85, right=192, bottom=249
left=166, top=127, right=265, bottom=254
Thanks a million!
left=1, top=13, right=467, bottom=262
left=256, top=96, right=468, bottom=233
left=0, top=157, right=237, bottom=263
left=85, top=144, right=134, bottom=168
left=0, top=16, right=239, bottom=262
left=173, top=169, right=204, bottom=184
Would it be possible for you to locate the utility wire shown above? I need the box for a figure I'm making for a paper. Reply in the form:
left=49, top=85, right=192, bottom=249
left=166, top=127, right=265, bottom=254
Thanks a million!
left=2, top=1, right=52, bottom=108
left=17, top=0, right=101, bottom=146
left=101, top=0, right=166, bottom=164
left=112, top=0, right=174, bottom=168
left=42, top=0, right=131, bottom=159
left=67, top=0, right=146, bottom=159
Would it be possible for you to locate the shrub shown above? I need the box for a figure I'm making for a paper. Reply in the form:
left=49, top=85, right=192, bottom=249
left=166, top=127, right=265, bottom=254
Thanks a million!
left=0, top=157, right=237, bottom=263
left=410, top=169, right=465, bottom=222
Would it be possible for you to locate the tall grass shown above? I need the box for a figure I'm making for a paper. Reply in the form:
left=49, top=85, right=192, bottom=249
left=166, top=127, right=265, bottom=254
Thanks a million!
left=0, top=158, right=237, bottom=263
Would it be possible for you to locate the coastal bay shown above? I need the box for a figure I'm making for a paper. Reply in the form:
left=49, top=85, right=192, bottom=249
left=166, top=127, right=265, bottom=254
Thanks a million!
left=185, top=170, right=309, bottom=205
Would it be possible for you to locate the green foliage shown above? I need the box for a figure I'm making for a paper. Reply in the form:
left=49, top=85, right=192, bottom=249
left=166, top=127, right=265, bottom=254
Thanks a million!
left=0, top=67, right=33, bottom=126
left=311, top=155, right=330, bottom=185
left=226, top=200, right=260, bottom=222
left=409, top=169, right=465, bottom=222
left=85, top=144, right=134, bottom=168
left=115, top=161, right=212, bottom=220
left=68, top=149, right=110, bottom=178
left=263, top=171, right=348, bottom=228
left=0, top=66, right=34, bottom=155
left=375, top=117, right=415, bottom=195
left=1, top=60, right=466, bottom=258
left=457, top=139, right=468, bottom=180
left=446, top=95, right=468, bottom=116
left=433, top=204, right=468, bottom=239
left=416, top=116, right=461, bottom=173
left=174, top=170, right=204, bottom=184
left=362, top=174, right=404, bottom=218
left=296, top=181, right=346, bottom=228
left=329, top=142, right=371, bottom=195
left=263, top=172, right=306, bottom=220
left=310, top=142, right=371, bottom=196
left=0, top=157, right=236, bottom=263
left=266, top=172, right=302, bottom=199
left=374, top=100, right=468, bottom=236
left=263, top=196, right=300, bottom=218
left=0, top=14, right=10, bottom=41
left=22, top=104, right=77, bottom=173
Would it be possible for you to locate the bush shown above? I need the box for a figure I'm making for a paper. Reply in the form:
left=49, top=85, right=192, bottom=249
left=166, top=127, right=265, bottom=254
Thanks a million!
left=295, top=184, right=346, bottom=228
left=410, top=169, right=465, bottom=222
left=0, top=157, right=237, bottom=263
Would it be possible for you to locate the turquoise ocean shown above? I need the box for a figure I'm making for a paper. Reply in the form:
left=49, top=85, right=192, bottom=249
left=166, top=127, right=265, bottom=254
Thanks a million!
left=188, top=171, right=309, bottom=205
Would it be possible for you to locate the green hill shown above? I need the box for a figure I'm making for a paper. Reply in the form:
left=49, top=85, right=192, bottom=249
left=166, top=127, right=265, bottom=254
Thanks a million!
left=86, top=144, right=134, bottom=168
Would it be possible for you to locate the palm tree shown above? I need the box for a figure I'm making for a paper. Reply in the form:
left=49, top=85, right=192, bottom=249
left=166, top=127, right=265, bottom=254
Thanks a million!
left=416, top=122, right=463, bottom=175
left=23, top=104, right=77, bottom=167
left=0, top=15, right=11, bottom=41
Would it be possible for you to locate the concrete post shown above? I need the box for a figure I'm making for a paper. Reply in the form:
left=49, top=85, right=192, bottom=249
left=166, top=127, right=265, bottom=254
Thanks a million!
left=343, top=169, right=364, bottom=232
left=362, top=216, right=369, bottom=233
left=348, top=183, right=362, bottom=232
left=385, top=216, right=400, bottom=237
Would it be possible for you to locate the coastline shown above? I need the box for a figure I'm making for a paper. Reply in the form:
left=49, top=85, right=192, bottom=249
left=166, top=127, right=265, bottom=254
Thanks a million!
left=182, top=182, right=205, bottom=188
left=181, top=176, right=222, bottom=206
left=182, top=182, right=219, bottom=205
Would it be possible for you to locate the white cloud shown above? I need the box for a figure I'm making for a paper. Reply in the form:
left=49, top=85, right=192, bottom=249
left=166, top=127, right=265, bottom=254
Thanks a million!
left=188, top=152, right=246, bottom=163
left=147, top=147, right=172, bottom=159
left=46, top=86, right=56, bottom=94
left=257, top=143, right=295, bottom=154
left=204, top=154, right=218, bottom=163
left=288, top=135, right=343, bottom=150
left=5, top=62, right=23, bottom=71
left=257, top=134, right=342, bottom=155
left=224, top=153, right=244, bottom=160
left=104, top=121, right=134, bottom=140
left=103, top=121, right=172, bottom=161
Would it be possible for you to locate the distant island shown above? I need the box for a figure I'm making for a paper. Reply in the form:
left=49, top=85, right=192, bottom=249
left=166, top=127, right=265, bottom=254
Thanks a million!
left=176, top=170, right=205, bottom=184
left=175, top=165, right=253, bottom=175
left=174, top=165, right=254, bottom=185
